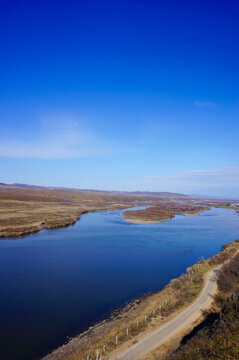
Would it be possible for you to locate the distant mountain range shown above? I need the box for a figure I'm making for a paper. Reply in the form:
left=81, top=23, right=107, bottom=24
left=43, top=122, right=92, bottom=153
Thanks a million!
left=0, top=182, right=189, bottom=198
left=189, top=193, right=239, bottom=200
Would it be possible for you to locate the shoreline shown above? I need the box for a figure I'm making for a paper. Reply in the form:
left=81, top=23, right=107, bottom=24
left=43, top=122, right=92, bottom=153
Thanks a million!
left=123, top=218, right=164, bottom=224
left=0, top=205, right=131, bottom=239
left=122, top=210, right=203, bottom=225
left=42, top=237, right=239, bottom=360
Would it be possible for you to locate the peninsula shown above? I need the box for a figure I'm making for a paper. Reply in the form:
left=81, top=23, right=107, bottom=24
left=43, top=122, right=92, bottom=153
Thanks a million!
left=0, top=183, right=197, bottom=238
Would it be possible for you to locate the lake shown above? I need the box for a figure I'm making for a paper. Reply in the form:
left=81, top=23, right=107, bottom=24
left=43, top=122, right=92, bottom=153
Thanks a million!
left=0, top=207, right=239, bottom=360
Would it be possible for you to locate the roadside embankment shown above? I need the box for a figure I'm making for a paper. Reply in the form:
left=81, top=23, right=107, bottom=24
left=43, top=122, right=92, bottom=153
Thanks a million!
left=166, top=251, right=239, bottom=360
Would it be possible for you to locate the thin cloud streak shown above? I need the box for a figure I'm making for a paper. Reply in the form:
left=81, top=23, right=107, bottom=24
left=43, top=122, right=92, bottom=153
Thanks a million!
left=145, top=167, right=239, bottom=180
left=141, top=167, right=239, bottom=196
left=194, top=100, right=217, bottom=107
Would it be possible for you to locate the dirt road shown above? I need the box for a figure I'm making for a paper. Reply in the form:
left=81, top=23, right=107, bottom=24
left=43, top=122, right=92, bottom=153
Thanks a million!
left=113, top=267, right=219, bottom=360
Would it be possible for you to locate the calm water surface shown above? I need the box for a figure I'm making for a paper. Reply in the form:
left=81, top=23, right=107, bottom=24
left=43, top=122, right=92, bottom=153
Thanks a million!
left=0, top=207, right=239, bottom=360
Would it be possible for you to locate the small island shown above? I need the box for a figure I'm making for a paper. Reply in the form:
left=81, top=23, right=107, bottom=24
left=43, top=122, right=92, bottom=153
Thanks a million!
left=123, top=204, right=210, bottom=224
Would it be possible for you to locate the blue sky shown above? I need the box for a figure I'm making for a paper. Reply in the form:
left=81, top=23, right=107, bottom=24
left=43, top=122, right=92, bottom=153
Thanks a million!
left=0, top=0, right=239, bottom=197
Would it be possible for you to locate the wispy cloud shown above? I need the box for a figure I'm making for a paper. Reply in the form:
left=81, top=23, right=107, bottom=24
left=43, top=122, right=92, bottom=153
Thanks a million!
left=0, top=118, right=118, bottom=159
left=141, top=167, right=239, bottom=197
left=145, top=166, right=239, bottom=186
left=194, top=100, right=217, bottom=108
left=145, top=167, right=239, bottom=180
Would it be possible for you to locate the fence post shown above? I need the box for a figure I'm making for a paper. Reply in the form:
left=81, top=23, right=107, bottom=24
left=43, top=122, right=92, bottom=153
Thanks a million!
left=116, top=335, right=118, bottom=345
left=144, top=315, right=147, bottom=322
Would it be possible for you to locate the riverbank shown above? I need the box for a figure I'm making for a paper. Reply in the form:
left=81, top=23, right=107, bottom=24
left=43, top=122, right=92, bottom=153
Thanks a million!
left=166, top=251, right=239, bottom=360
left=111, top=265, right=221, bottom=360
left=42, top=239, right=239, bottom=360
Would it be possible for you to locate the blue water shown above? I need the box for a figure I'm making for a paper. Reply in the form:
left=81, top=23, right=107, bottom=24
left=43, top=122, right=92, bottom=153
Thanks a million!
left=0, top=207, right=239, bottom=360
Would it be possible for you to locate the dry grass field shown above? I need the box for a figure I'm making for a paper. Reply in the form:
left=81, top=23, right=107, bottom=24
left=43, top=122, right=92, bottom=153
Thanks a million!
left=1, top=183, right=234, bottom=238
left=0, top=184, right=190, bottom=238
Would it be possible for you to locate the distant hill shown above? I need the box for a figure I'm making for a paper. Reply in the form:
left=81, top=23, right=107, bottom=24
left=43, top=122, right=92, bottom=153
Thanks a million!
left=0, top=182, right=189, bottom=198
left=189, top=193, right=239, bottom=201
left=112, top=190, right=189, bottom=197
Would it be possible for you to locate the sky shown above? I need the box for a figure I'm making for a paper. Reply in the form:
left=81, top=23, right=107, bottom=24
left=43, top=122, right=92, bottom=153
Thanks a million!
left=0, top=0, right=239, bottom=197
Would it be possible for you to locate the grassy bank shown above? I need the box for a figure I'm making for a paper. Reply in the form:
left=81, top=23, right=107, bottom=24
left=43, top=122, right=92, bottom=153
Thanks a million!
left=166, top=249, right=239, bottom=360
left=43, top=240, right=239, bottom=360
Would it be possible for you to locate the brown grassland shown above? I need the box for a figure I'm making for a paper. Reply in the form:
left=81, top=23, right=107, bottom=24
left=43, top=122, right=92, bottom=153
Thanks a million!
left=123, top=204, right=209, bottom=224
left=0, top=184, right=195, bottom=238
left=1, top=183, right=235, bottom=238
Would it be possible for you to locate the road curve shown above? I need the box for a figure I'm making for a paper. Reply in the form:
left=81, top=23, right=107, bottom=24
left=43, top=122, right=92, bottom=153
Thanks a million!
left=113, top=268, right=220, bottom=360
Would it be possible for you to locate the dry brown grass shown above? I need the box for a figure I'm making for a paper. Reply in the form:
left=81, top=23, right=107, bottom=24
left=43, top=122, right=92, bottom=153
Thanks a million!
left=123, top=204, right=209, bottom=224
left=0, top=184, right=190, bottom=238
